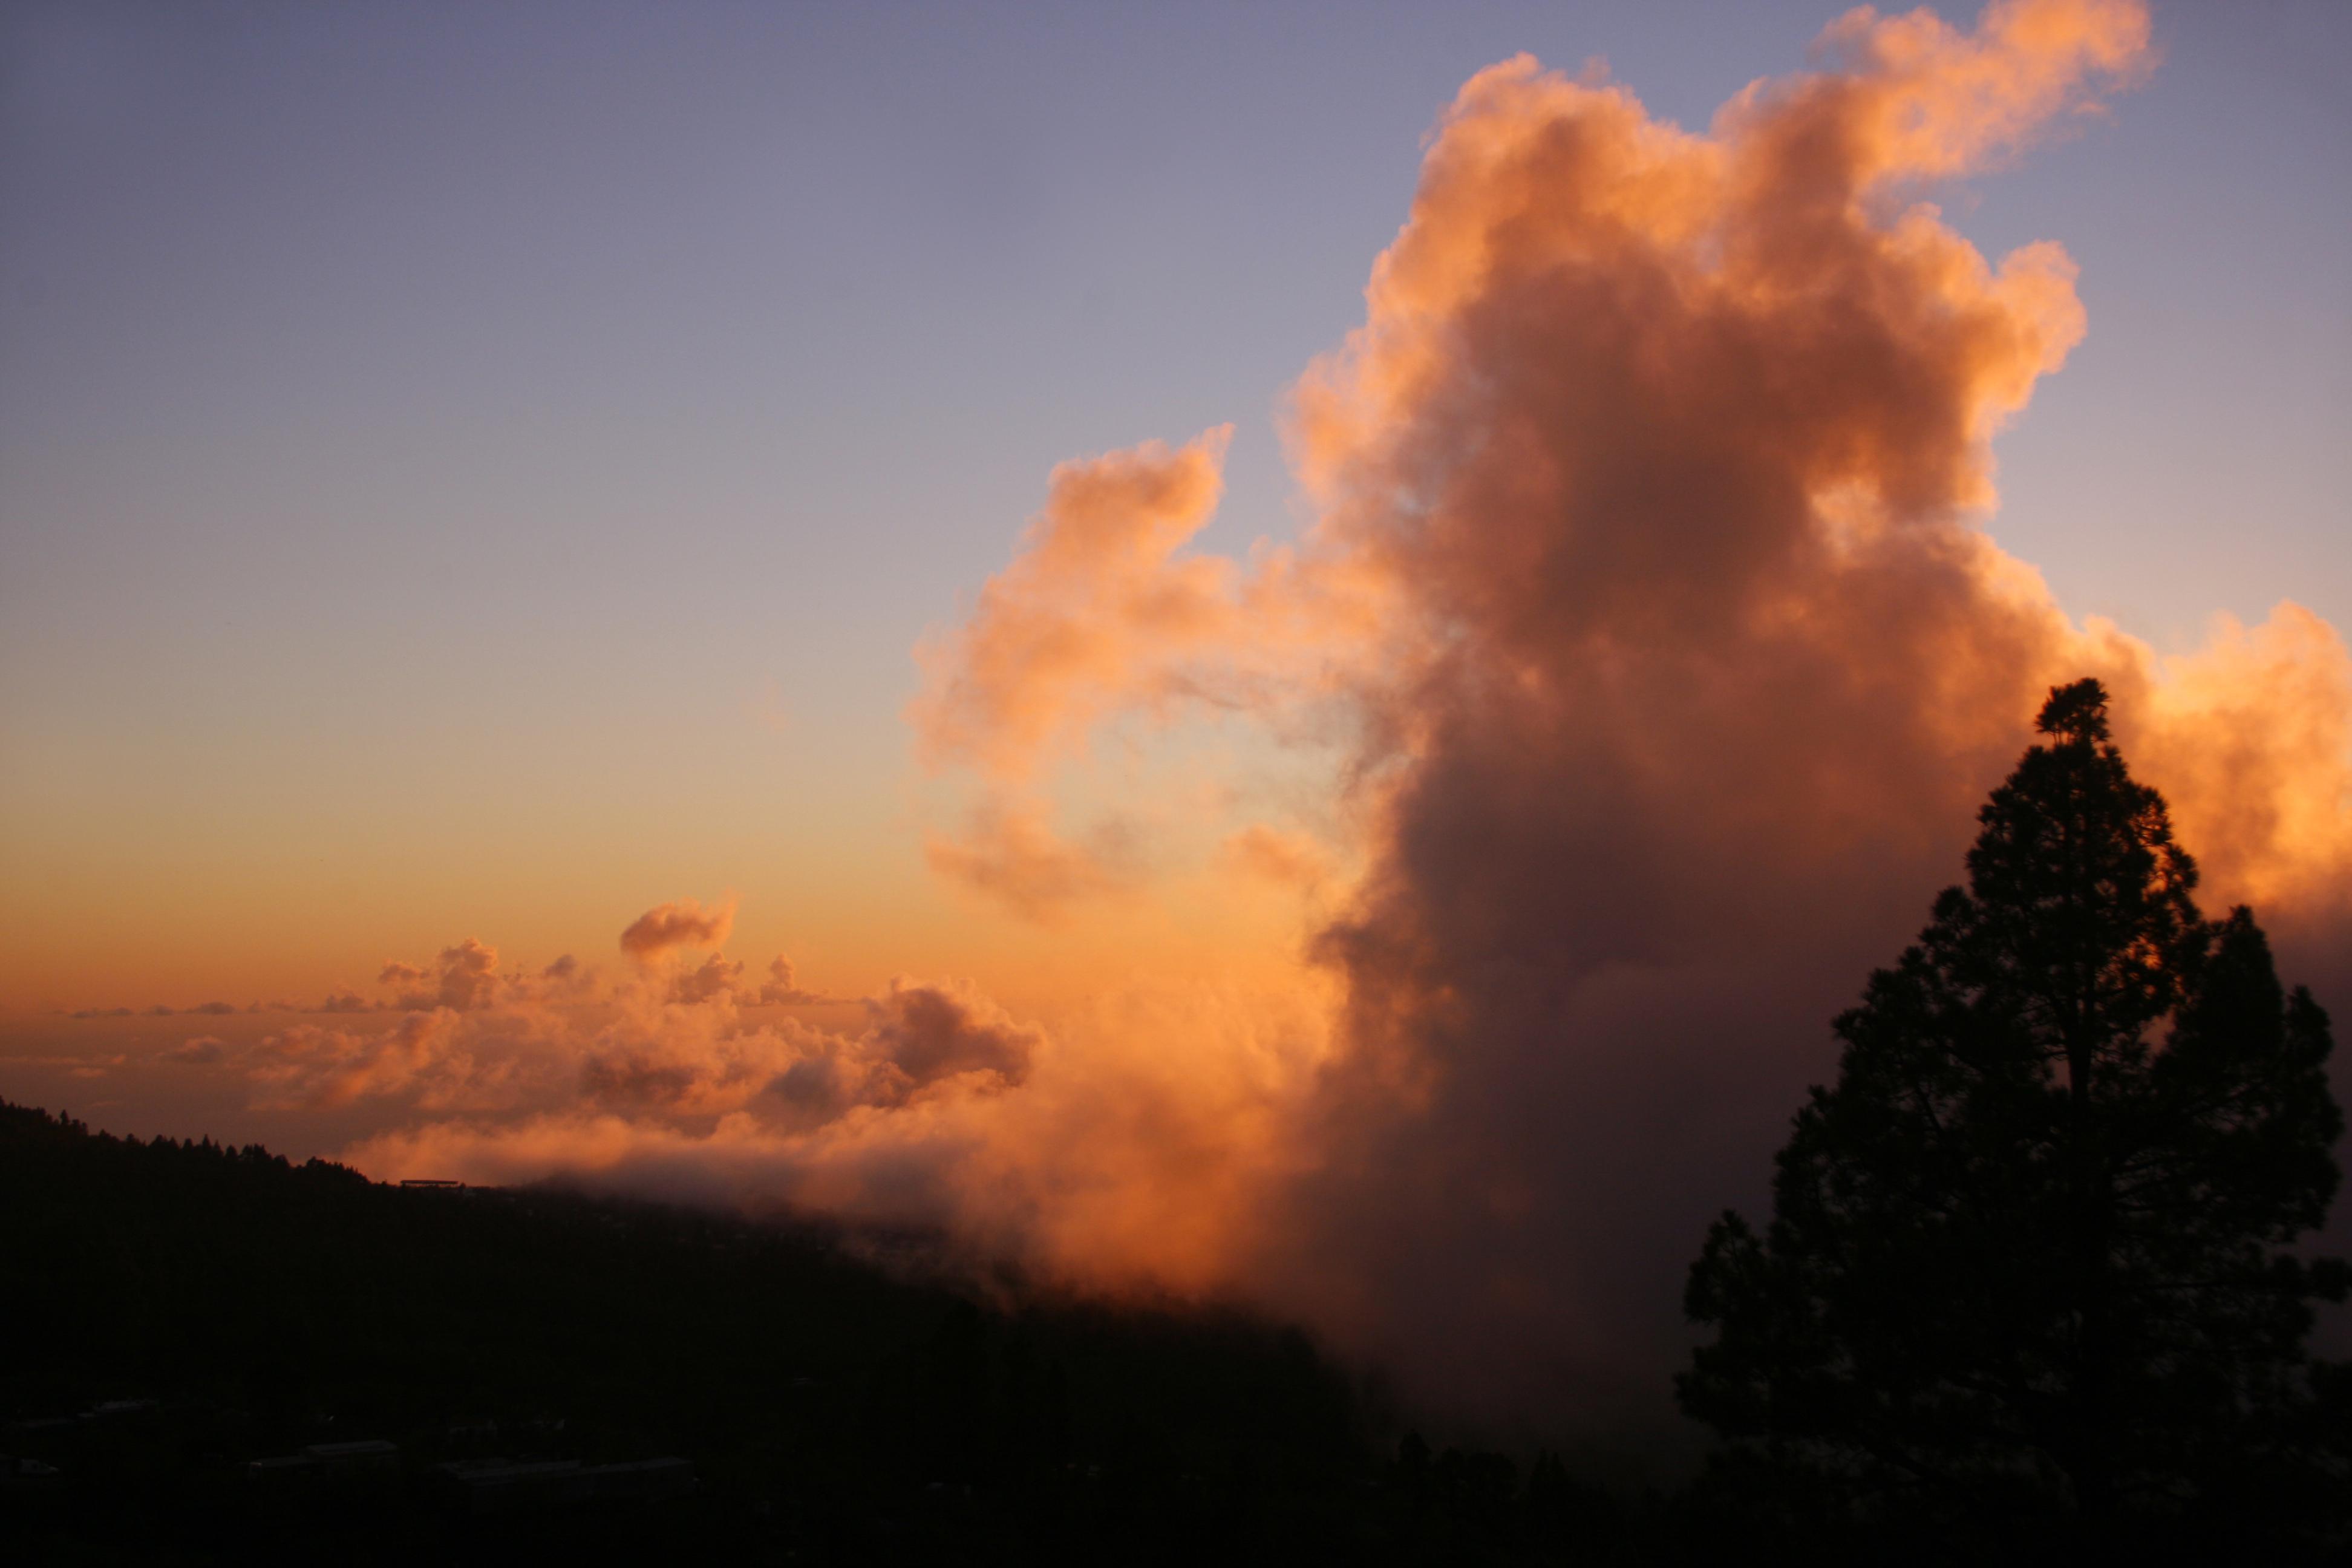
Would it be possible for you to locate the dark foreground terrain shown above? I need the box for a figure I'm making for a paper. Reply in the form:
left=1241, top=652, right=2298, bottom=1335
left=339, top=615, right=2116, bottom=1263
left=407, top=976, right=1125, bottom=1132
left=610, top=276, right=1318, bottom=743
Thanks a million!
left=1, top=1099, right=1657, bottom=1565
left=11, top=1099, right=2335, bottom=1565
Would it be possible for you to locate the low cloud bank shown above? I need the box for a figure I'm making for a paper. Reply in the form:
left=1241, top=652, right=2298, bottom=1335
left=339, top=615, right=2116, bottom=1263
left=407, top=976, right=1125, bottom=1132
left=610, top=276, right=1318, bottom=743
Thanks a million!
left=142, top=910, right=1322, bottom=1299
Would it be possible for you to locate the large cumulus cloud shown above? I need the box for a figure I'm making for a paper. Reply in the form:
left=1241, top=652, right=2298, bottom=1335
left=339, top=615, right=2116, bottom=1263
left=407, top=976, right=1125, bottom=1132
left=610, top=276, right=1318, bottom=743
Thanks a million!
left=907, top=0, right=2351, bottom=1439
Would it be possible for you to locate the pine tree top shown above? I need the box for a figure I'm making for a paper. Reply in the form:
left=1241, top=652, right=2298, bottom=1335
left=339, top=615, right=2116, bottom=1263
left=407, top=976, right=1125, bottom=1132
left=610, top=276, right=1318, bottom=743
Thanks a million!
left=2036, top=676, right=2111, bottom=745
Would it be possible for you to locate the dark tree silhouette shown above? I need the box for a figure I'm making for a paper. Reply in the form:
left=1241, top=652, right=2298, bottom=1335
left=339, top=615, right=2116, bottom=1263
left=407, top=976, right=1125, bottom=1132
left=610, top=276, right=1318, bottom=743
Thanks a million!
left=1679, top=679, right=2348, bottom=1540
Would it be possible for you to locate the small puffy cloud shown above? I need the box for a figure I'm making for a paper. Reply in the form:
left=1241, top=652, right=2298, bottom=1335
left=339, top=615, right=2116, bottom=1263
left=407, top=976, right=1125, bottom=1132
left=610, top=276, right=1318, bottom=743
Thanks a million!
left=378, top=938, right=503, bottom=1012
left=250, top=1012, right=497, bottom=1111
left=670, top=953, right=744, bottom=1005
left=909, top=428, right=1324, bottom=926
left=533, top=953, right=598, bottom=999
left=579, top=1053, right=701, bottom=1108
left=168, top=1036, right=227, bottom=1065
left=619, top=897, right=736, bottom=960
left=910, top=427, right=1237, bottom=783
left=766, top=1054, right=847, bottom=1116
left=319, top=988, right=381, bottom=1014
left=754, top=956, right=828, bottom=1005
left=859, top=977, right=1039, bottom=1097
left=577, top=1010, right=829, bottom=1119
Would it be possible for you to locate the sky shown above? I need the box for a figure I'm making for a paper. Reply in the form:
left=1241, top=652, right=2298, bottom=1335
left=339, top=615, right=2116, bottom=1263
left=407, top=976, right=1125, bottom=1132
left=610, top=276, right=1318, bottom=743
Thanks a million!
left=3, top=0, right=2349, bottom=1444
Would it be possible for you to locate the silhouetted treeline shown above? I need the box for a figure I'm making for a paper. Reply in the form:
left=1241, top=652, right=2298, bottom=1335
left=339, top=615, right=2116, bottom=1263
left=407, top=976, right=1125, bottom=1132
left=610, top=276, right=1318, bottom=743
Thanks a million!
left=1682, top=682, right=2352, bottom=1566
left=1, top=1100, right=1661, bottom=1564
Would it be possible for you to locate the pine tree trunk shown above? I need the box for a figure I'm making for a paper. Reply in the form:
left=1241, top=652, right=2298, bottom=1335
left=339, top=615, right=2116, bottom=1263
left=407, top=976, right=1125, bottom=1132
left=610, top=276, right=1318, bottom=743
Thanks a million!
left=2062, top=760, right=2114, bottom=1523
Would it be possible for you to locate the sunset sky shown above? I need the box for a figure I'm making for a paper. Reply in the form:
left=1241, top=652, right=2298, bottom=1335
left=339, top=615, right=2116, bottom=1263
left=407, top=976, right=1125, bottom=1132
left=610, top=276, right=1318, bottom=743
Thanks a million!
left=4, top=0, right=2348, bottom=1434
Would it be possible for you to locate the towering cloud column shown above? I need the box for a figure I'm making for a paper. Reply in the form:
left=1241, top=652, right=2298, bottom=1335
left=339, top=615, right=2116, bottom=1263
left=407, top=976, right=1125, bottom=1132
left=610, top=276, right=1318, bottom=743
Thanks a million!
left=915, top=0, right=2352, bottom=1434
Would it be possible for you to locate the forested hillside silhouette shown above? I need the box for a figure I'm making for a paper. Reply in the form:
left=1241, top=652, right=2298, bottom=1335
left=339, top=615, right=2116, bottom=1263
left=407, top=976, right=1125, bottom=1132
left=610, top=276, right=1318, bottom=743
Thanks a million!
left=1, top=1100, right=1633, bottom=1564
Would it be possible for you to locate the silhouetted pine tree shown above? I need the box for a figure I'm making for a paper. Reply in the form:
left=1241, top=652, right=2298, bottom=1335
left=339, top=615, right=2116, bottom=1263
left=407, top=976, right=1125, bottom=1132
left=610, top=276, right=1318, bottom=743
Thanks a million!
left=1679, top=679, right=2348, bottom=1546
